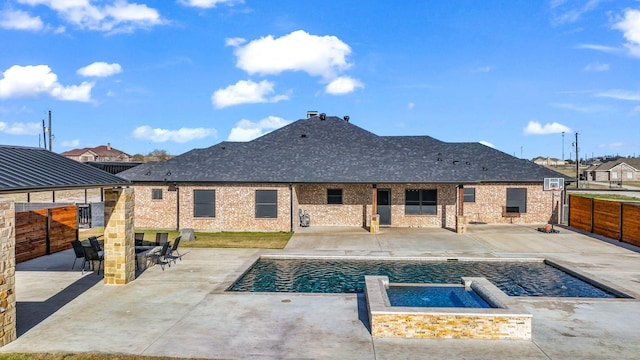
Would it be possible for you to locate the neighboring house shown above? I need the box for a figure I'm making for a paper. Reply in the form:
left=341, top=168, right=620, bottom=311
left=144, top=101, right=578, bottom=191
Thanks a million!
left=532, top=156, right=566, bottom=166
left=119, top=115, right=571, bottom=232
left=584, top=158, right=640, bottom=182
left=61, top=143, right=132, bottom=162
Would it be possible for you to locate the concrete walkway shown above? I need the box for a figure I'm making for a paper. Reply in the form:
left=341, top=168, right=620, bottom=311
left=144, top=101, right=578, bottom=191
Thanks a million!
left=1, top=224, right=639, bottom=359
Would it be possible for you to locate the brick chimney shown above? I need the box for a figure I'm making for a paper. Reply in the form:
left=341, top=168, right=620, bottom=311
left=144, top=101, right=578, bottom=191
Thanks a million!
left=107, top=143, right=112, bottom=150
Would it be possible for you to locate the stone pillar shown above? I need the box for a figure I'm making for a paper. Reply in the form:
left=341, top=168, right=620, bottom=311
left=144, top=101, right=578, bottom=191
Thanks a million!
left=103, top=188, right=135, bottom=285
left=0, top=199, right=17, bottom=345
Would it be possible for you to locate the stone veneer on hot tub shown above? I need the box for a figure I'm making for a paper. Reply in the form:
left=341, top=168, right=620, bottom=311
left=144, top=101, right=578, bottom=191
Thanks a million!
left=365, top=276, right=532, bottom=340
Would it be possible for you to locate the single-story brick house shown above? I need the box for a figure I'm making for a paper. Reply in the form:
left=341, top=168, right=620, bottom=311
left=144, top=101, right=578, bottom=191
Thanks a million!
left=584, top=158, right=640, bottom=183
left=119, top=115, right=571, bottom=232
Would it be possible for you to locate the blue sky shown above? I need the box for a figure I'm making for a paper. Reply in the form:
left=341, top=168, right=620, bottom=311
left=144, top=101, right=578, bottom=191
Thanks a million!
left=1, top=0, right=639, bottom=160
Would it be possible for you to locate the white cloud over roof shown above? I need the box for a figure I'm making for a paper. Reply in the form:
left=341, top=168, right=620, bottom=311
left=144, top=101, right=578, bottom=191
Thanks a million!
left=613, top=8, right=640, bottom=58
left=325, top=76, right=364, bottom=95
left=231, top=30, right=352, bottom=79
left=14, top=0, right=164, bottom=33
left=132, top=125, right=217, bottom=143
left=227, top=116, right=290, bottom=141
left=0, top=64, right=93, bottom=102
left=179, top=0, right=243, bottom=9
left=0, top=121, right=41, bottom=135
left=211, top=79, right=288, bottom=108
left=77, top=62, right=123, bottom=77
left=0, top=8, right=43, bottom=31
left=523, top=121, right=571, bottom=135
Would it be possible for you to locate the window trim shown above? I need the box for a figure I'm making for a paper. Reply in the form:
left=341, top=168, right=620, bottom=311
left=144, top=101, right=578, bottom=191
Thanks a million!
left=327, top=188, right=343, bottom=204
left=151, top=188, right=163, bottom=200
left=404, top=189, right=437, bottom=215
left=255, top=190, right=278, bottom=219
left=193, top=189, right=216, bottom=218
left=463, top=188, right=475, bottom=203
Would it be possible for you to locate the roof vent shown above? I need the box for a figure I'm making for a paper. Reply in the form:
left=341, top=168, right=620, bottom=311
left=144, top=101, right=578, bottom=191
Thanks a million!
left=453, top=160, right=460, bottom=165
left=301, top=134, right=307, bottom=138
left=306, top=111, right=319, bottom=119
left=319, top=113, right=326, bottom=120
left=344, top=115, right=350, bottom=122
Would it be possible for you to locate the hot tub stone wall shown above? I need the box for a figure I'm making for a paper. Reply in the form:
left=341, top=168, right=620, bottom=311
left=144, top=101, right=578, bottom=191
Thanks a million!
left=0, top=199, right=16, bottom=345
left=370, top=313, right=532, bottom=340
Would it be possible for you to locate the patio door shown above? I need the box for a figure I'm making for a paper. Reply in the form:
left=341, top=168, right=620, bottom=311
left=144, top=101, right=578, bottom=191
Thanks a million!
left=377, top=188, right=391, bottom=225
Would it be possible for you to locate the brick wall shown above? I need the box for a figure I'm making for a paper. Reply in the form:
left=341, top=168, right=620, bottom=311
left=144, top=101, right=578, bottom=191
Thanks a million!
left=462, top=183, right=555, bottom=224
left=131, top=182, right=554, bottom=231
left=133, top=183, right=293, bottom=232
left=0, top=199, right=17, bottom=345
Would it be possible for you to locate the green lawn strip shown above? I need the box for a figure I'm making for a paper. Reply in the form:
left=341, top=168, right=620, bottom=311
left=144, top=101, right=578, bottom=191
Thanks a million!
left=78, top=228, right=292, bottom=249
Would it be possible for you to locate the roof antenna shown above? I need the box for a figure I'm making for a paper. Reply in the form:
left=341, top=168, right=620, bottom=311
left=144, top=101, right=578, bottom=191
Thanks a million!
left=319, top=113, right=326, bottom=120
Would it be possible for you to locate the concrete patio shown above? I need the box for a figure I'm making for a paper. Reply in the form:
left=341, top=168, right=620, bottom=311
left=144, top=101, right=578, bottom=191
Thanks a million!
left=1, top=224, right=639, bottom=359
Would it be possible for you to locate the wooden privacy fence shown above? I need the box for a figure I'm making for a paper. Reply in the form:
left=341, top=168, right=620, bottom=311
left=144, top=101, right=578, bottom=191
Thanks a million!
left=15, top=206, right=78, bottom=263
left=568, top=195, right=640, bottom=247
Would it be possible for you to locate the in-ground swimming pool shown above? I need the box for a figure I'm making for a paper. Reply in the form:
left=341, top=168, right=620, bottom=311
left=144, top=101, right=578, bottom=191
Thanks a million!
left=386, top=285, right=493, bottom=308
left=228, top=257, right=625, bottom=298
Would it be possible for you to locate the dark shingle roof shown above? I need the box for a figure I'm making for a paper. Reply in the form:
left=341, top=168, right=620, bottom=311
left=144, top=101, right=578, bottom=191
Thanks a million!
left=119, top=116, right=571, bottom=184
left=0, top=145, right=130, bottom=193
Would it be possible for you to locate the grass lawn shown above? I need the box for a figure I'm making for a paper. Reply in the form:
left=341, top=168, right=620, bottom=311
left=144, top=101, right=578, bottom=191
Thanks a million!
left=79, top=228, right=292, bottom=249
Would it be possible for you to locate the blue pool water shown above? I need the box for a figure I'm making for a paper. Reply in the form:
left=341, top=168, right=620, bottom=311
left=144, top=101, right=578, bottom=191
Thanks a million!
left=387, top=286, right=492, bottom=308
left=228, top=258, right=621, bottom=298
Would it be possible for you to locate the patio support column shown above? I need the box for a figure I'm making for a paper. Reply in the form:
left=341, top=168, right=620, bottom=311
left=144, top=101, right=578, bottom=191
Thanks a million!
left=103, top=187, right=135, bottom=285
left=0, top=199, right=17, bottom=346
left=370, top=184, right=379, bottom=233
left=456, top=185, right=466, bottom=234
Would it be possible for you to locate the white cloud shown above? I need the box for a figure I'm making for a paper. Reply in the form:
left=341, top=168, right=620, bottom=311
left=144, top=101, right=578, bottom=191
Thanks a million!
left=479, top=140, right=495, bottom=148
left=227, top=116, right=290, bottom=141
left=471, top=66, right=492, bottom=73
left=408, top=102, right=415, bottom=109
left=132, top=125, right=217, bottom=143
left=225, top=37, right=246, bottom=47
left=0, top=121, right=41, bottom=135
left=232, top=30, right=352, bottom=79
left=0, top=64, right=93, bottom=102
left=325, top=76, right=363, bottom=95
left=595, top=90, right=640, bottom=101
left=61, top=139, right=80, bottom=147
left=0, top=8, right=43, bottom=31
left=77, top=62, right=123, bottom=77
left=524, top=121, right=571, bottom=135
left=551, top=102, right=609, bottom=113
left=211, top=79, right=288, bottom=108
left=16, top=0, right=164, bottom=33
left=550, top=0, right=602, bottom=25
left=180, top=0, right=242, bottom=9
left=574, top=44, right=620, bottom=54
left=583, top=62, right=609, bottom=71
left=613, top=9, right=640, bottom=58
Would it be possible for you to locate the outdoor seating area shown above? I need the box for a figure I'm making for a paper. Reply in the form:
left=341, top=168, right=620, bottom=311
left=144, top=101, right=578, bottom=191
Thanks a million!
left=72, top=233, right=184, bottom=273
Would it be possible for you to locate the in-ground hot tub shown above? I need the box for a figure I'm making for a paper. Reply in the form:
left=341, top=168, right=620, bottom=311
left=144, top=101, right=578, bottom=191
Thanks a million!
left=365, top=276, right=532, bottom=340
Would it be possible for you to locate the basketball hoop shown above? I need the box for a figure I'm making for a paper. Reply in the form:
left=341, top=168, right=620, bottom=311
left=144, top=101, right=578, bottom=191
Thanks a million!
left=551, top=188, right=562, bottom=197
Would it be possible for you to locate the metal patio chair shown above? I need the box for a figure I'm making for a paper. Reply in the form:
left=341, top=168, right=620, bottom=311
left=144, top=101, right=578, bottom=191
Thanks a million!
left=71, top=240, right=85, bottom=270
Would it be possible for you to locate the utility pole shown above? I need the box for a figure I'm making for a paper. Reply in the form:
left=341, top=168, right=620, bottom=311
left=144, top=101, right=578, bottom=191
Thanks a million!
left=575, top=132, right=579, bottom=188
left=562, top=131, right=565, bottom=161
left=42, top=119, right=47, bottom=149
left=48, top=110, right=53, bottom=152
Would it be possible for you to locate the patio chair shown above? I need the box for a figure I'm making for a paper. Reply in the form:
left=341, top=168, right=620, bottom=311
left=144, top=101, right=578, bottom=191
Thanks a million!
left=71, top=240, right=85, bottom=270
left=155, top=232, right=169, bottom=246
left=82, top=244, right=103, bottom=275
left=165, top=236, right=182, bottom=264
left=135, top=232, right=145, bottom=246
left=148, top=242, right=171, bottom=270
left=89, top=236, right=103, bottom=253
